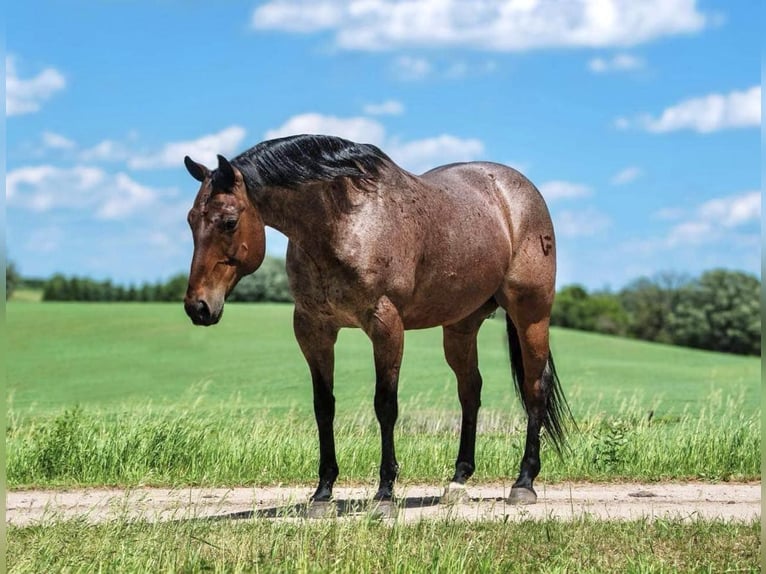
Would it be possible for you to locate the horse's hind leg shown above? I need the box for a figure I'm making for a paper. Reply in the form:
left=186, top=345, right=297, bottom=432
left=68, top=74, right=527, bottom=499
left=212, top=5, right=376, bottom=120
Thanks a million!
left=293, top=309, right=340, bottom=504
left=441, top=302, right=497, bottom=503
left=500, top=287, right=560, bottom=505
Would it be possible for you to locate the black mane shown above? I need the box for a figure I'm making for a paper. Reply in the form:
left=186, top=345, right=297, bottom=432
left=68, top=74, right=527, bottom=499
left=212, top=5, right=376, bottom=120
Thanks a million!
left=226, top=134, right=392, bottom=190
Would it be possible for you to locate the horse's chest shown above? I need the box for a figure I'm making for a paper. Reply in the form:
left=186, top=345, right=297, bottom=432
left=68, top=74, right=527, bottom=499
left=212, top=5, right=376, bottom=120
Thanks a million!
left=288, top=244, right=399, bottom=327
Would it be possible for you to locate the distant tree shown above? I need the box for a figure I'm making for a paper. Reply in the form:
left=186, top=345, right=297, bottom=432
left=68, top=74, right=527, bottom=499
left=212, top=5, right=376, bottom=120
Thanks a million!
left=618, top=272, right=690, bottom=343
left=551, top=285, right=590, bottom=329
left=667, top=269, right=760, bottom=355
left=551, top=285, right=627, bottom=335
left=6, top=260, right=21, bottom=300
left=43, top=274, right=68, bottom=301
left=589, top=291, right=629, bottom=336
left=138, top=283, right=157, bottom=302
left=159, top=273, right=188, bottom=301
left=40, top=272, right=188, bottom=302
left=229, top=257, right=293, bottom=303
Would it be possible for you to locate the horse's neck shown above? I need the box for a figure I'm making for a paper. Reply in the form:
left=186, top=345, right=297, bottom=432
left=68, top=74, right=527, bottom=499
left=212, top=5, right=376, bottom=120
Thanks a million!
left=250, top=183, right=336, bottom=248
left=250, top=168, right=411, bottom=253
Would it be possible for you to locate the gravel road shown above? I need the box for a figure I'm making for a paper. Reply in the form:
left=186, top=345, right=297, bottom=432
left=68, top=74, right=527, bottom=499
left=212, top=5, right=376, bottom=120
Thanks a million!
left=7, top=482, right=760, bottom=526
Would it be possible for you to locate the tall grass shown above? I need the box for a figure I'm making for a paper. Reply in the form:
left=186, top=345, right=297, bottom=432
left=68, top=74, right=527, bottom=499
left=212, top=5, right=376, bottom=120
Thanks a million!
left=7, top=391, right=759, bottom=488
left=8, top=516, right=760, bottom=573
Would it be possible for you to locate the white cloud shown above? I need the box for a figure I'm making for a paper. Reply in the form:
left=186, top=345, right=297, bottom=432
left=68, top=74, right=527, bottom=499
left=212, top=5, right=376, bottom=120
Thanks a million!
left=666, top=190, right=760, bottom=245
left=666, top=220, right=711, bottom=246
left=392, top=57, right=497, bottom=81
left=252, top=0, right=709, bottom=52
left=610, top=166, right=642, bottom=185
left=389, top=134, right=484, bottom=173
left=554, top=208, right=611, bottom=237
left=620, top=86, right=761, bottom=133
left=7, top=165, right=102, bottom=208
left=264, top=113, right=484, bottom=173
left=264, top=113, right=386, bottom=144
left=363, top=100, right=405, bottom=116
left=252, top=0, right=343, bottom=32
left=588, top=53, right=645, bottom=73
left=538, top=180, right=592, bottom=202
left=42, top=131, right=76, bottom=150
left=6, top=55, right=66, bottom=116
left=392, top=56, right=431, bottom=80
left=6, top=165, right=165, bottom=219
left=697, top=190, right=761, bottom=228
left=653, top=206, right=685, bottom=221
left=129, top=126, right=247, bottom=169
left=97, top=173, right=159, bottom=219
left=80, top=139, right=132, bottom=163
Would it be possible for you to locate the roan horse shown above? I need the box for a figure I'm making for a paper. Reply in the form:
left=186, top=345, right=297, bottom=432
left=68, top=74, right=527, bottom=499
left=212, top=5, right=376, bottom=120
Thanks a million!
left=183, top=134, right=571, bottom=508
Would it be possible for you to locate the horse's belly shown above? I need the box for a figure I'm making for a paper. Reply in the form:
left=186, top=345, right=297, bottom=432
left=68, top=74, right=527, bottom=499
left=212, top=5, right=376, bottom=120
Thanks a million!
left=397, top=268, right=504, bottom=330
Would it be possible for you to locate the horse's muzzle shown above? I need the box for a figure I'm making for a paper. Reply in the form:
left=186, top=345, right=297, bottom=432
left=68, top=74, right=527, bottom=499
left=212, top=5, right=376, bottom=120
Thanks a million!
left=184, top=297, right=222, bottom=326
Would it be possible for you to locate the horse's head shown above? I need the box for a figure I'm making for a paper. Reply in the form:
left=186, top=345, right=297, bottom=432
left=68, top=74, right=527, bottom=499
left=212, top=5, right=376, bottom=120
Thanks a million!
left=183, top=154, right=265, bottom=325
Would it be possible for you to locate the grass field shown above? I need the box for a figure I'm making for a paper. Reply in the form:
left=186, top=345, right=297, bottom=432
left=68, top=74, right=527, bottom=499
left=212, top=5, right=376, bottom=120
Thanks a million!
left=9, top=516, right=759, bottom=573
left=7, top=302, right=759, bottom=419
left=6, top=302, right=762, bottom=573
left=6, top=302, right=760, bottom=488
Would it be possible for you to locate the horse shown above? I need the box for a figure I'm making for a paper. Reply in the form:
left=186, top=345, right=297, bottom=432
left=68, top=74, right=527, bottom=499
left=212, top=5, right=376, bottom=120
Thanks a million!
left=182, top=134, right=572, bottom=508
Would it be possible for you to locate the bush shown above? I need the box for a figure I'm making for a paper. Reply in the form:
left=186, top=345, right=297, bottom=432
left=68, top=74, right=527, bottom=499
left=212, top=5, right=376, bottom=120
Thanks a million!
left=553, top=270, right=760, bottom=355
left=667, top=270, right=760, bottom=355
left=551, top=285, right=628, bottom=335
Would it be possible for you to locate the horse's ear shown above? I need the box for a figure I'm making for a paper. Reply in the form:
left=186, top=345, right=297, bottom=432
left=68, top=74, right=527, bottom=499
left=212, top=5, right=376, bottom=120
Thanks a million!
left=216, top=154, right=235, bottom=189
left=184, top=156, right=208, bottom=182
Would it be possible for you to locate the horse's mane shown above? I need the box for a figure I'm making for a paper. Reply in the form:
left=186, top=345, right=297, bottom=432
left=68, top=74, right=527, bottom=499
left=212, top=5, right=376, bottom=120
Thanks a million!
left=227, top=134, right=392, bottom=190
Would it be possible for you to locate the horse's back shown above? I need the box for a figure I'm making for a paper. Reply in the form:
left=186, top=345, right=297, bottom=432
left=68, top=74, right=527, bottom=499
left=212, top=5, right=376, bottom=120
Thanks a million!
left=420, top=161, right=556, bottom=296
left=421, top=161, right=554, bottom=245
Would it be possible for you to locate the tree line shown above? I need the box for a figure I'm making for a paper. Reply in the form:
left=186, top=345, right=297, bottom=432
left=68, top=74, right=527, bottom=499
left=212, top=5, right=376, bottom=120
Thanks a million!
left=6, top=258, right=760, bottom=355
left=5, top=256, right=293, bottom=304
left=551, top=269, right=760, bottom=356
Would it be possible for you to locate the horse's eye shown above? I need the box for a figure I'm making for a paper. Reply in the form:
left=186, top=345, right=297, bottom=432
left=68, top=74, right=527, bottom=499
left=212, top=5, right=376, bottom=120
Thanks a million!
left=221, top=218, right=238, bottom=232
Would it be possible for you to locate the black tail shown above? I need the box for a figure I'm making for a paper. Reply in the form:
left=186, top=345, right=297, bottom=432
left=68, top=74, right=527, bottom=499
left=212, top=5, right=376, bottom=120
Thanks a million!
left=506, top=314, right=573, bottom=454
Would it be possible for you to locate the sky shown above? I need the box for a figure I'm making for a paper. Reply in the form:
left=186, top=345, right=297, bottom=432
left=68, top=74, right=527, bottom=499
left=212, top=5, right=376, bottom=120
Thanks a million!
left=5, top=0, right=761, bottom=290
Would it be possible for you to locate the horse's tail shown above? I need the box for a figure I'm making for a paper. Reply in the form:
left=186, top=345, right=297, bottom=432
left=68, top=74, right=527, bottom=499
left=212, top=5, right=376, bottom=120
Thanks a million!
left=506, top=314, right=573, bottom=454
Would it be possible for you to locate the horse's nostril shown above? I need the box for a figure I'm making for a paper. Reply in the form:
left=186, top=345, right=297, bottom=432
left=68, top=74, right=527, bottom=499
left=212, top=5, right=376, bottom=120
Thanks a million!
left=196, top=299, right=211, bottom=322
left=185, top=297, right=213, bottom=324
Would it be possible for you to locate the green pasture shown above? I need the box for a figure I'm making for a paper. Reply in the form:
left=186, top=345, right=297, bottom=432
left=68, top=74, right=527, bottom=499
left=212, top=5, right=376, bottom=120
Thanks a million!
left=9, top=517, right=759, bottom=573
left=6, top=302, right=760, bottom=488
left=6, top=302, right=762, bottom=572
left=6, top=302, right=759, bottom=420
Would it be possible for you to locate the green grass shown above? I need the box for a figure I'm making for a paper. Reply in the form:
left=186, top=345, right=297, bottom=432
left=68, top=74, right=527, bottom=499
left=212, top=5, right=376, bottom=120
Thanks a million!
left=7, top=391, right=759, bottom=488
left=8, top=288, right=43, bottom=303
left=6, top=302, right=760, bottom=488
left=6, top=303, right=762, bottom=572
left=7, top=302, right=760, bottom=420
left=8, top=517, right=760, bottom=573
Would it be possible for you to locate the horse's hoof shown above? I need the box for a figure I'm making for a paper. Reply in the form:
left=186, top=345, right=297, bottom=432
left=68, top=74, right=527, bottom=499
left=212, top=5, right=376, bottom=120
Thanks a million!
left=508, top=487, right=537, bottom=505
left=306, top=500, right=337, bottom=519
left=369, top=499, right=397, bottom=519
left=441, top=482, right=469, bottom=504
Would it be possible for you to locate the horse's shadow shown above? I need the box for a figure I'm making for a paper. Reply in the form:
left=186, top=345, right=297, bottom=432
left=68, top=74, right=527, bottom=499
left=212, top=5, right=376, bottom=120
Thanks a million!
left=199, top=493, right=507, bottom=522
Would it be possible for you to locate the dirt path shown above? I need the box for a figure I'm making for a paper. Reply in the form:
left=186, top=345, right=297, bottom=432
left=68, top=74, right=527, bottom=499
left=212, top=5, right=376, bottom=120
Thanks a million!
left=7, top=482, right=760, bottom=527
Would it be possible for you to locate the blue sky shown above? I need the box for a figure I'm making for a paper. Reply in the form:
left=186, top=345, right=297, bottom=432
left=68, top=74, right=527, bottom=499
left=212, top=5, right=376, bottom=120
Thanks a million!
left=6, top=0, right=761, bottom=289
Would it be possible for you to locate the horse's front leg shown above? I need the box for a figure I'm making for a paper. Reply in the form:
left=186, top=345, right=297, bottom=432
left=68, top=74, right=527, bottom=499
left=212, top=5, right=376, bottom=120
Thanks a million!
left=293, top=309, right=339, bottom=502
left=364, top=296, right=405, bottom=502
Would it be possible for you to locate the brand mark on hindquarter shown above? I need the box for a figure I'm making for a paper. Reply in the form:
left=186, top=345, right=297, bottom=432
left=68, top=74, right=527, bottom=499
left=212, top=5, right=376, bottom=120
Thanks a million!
left=539, top=234, right=553, bottom=256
